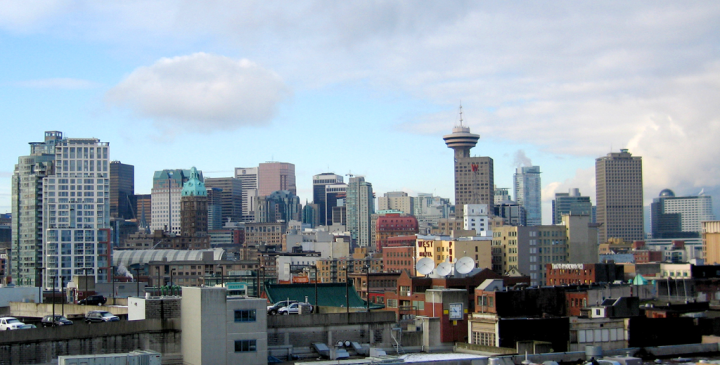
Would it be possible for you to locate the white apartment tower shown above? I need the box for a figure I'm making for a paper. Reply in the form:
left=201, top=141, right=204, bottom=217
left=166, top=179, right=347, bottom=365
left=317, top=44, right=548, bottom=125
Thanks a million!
left=43, top=136, right=111, bottom=289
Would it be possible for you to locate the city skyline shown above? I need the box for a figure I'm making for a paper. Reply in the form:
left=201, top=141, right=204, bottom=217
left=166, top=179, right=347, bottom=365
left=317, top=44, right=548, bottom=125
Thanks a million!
left=2, top=3, right=720, bottom=225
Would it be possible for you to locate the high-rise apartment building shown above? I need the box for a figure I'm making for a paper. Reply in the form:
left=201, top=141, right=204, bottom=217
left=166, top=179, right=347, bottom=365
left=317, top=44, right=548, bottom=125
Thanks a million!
left=11, top=131, right=63, bottom=287
left=595, top=149, right=644, bottom=243
left=206, top=187, right=223, bottom=230
left=234, top=167, right=258, bottom=222
left=443, top=107, right=494, bottom=218
left=552, top=188, right=592, bottom=225
left=257, top=162, right=296, bottom=197
left=150, top=169, right=197, bottom=235
left=109, top=161, right=135, bottom=220
left=42, top=135, right=112, bottom=288
left=514, top=166, right=542, bottom=226
left=377, top=191, right=414, bottom=215
left=651, top=189, right=715, bottom=238
left=346, top=176, right=374, bottom=247
left=312, top=173, right=343, bottom=226
left=204, top=177, right=243, bottom=223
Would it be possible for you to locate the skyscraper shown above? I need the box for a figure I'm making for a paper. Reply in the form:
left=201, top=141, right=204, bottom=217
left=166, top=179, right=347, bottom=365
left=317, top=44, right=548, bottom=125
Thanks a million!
left=552, top=188, right=592, bottom=225
left=595, top=149, right=644, bottom=243
left=443, top=107, right=494, bottom=218
left=377, top=191, right=414, bottom=214
left=258, top=162, right=296, bottom=196
left=325, top=183, right=347, bottom=226
left=312, top=173, right=343, bottom=226
left=514, top=166, right=542, bottom=226
left=109, top=161, right=135, bottom=220
left=254, top=190, right=301, bottom=223
left=346, top=176, right=374, bottom=247
left=11, top=131, right=63, bottom=287
left=150, top=169, right=197, bottom=235
left=42, top=135, right=111, bottom=288
left=651, top=189, right=715, bottom=238
left=204, top=177, right=243, bottom=223
left=234, top=167, right=258, bottom=222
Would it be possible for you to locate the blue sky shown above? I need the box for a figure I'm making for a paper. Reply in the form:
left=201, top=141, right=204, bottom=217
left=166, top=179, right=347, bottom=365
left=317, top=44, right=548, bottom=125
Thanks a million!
left=2, top=2, right=720, bottom=225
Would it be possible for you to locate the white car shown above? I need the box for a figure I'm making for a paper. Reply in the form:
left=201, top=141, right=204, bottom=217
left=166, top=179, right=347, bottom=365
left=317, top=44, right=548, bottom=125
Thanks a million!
left=0, top=317, right=25, bottom=331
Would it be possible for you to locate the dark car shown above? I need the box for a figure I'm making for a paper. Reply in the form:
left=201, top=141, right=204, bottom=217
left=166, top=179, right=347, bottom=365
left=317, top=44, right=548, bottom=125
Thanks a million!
left=78, top=295, right=107, bottom=306
left=267, top=300, right=298, bottom=315
left=41, top=315, right=74, bottom=327
left=84, top=310, right=119, bottom=323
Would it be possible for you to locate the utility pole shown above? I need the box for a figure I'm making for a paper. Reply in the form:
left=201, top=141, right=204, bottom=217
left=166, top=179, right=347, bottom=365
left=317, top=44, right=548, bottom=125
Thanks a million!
left=52, top=275, right=55, bottom=327
left=135, top=267, right=141, bottom=297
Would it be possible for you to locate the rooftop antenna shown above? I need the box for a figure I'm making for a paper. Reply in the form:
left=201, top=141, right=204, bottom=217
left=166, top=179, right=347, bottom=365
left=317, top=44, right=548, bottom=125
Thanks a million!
left=458, top=102, right=464, bottom=127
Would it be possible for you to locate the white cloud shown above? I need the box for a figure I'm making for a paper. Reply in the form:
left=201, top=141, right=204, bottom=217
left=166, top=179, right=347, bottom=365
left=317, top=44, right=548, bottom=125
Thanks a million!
left=14, top=78, right=99, bottom=89
left=106, top=53, right=290, bottom=134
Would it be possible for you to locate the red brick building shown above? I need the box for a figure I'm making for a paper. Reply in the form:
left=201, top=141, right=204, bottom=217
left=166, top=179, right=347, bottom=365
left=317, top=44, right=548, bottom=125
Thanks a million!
left=384, top=244, right=415, bottom=273
left=375, top=214, right=418, bottom=252
left=633, top=250, right=663, bottom=263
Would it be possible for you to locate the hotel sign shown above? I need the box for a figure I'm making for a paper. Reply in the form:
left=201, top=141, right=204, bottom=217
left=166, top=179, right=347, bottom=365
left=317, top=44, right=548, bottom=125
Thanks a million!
left=551, top=263, right=584, bottom=270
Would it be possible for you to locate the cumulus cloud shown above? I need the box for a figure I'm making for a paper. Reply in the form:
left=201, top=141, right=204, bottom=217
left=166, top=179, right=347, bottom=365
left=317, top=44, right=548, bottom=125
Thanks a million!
left=106, top=53, right=290, bottom=134
left=14, top=78, right=99, bottom=89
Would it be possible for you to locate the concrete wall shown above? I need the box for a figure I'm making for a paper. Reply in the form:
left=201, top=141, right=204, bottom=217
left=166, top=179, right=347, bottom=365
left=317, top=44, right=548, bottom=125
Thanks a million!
left=0, top=319, right=181, bottom=365
left=129, top=297, right=181, bottom=321
left=10, top=302, right=128, bottom=319
left=226, top=297, right=267, bottom=365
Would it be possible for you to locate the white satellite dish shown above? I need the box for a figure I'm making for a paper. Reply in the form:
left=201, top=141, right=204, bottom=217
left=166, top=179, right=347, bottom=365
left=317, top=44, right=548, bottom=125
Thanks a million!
left=435, top=262, right=452, bottom=277
left=455, top=257, right=475, bottom=275
left=416, top=258, right=435, bottom=275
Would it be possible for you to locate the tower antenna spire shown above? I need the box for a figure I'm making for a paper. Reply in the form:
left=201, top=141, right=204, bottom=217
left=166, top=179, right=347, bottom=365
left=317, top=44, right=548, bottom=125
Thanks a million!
left=459, top=102, right=464, bottom=127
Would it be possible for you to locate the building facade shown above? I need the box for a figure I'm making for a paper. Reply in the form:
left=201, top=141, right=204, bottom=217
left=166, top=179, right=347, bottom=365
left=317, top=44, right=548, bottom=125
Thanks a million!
left=151, top=169, right=196, bottom=235
left=234, top=167, right=259, bottom=222
left=257, top=162, right=296, bottom=197
left=514, top=166, right=542, bottom=226
left=553, top=188, right=592, bottom=225
left=312, top=173, right=343, bottom=226
left=443, top=108, right=494, bottom=219
left=651, top=189, right=715, bottom=238
left=377, top=191, right=414, bottom=215
left=492, top=225, right=568, bottom=286
left=703, top=221, right=720, bottom=265
left=375, top=213, right=418, bottom=252
left=254, top=190, right=301, bottom=223
left=109, top=161, right=135, bottom=220
left=180, top=167, right=208, bottom=237
left=11, top=131, right=62, bottom=287
left=42, top=135, right=112, bottom=289
left=595, top=149, right=644, bottom=243
left=346, top=176, right=374, bottom=247
left=204, top=177, right=243, bottom=224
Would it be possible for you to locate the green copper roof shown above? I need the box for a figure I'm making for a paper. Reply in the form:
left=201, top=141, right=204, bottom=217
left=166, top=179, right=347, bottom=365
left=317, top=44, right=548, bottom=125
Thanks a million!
left=266, top=283, right=384, bottom=309
left=631, top=274, right=648, bottom=286
left=181, top=167, right=207, bottom=197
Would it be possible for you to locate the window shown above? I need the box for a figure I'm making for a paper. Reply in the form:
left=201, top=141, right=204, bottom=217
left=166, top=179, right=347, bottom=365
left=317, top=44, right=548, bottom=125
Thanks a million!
left=234, top=339, right=257, bottom=352
left=234, top=309, right=256, bottom=322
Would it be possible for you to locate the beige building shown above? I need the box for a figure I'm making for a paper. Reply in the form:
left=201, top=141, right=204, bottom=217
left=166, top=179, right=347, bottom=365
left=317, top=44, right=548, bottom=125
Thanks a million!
left=257, top=161, right=296, bottom=197
left=181, top=287, right=268, bottom=365
left=563, top=214, right=600, bottom=264
left=377, top=191, right=413, bottom=214
left=703, top=221, right=720, bottom=264
left=595, top=149, right=644, bottom=243
left=492, top=225, right=568, bottom=286
left=415, top=235, right=491, bottom=274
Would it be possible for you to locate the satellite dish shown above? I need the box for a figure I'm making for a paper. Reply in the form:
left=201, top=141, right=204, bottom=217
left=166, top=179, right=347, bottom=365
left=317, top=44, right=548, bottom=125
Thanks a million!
left=455, top=257, right=475, bottom=274
left=435, top=262, right=452, bottom=277
left=416, top=258, right=435, bottom=275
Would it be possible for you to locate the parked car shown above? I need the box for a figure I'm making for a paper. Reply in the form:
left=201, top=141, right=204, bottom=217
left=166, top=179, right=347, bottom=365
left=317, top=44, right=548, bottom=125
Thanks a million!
left=278, top=302, right=313, bottom=315
left=78, top=295, right=107, bottom=305
left=267, top=300, right=298, bottom=315
left=0, top=317, right=26, bottom=331
left=41, top=315, right=74, bottom=327
left=16, top=324, right=37, bottom=329
left=84, top=310, right=119, bottom=323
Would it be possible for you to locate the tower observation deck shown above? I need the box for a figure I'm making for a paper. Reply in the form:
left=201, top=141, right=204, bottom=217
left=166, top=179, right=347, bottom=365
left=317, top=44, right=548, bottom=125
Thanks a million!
left=443, top=107, right=479, bottom=159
